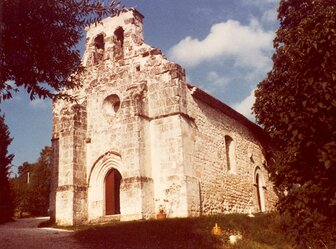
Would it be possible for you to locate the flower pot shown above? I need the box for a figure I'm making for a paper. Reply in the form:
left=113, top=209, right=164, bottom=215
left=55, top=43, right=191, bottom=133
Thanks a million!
left=156, top=212, right=167, bottom=220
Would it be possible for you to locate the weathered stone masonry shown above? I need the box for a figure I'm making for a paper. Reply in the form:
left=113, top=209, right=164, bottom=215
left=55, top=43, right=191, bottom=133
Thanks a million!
left=50, top=8, right=277, bottom=226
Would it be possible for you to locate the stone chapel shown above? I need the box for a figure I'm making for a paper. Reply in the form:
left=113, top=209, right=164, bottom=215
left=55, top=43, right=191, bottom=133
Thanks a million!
left=50, top=8, right=278, bottom=225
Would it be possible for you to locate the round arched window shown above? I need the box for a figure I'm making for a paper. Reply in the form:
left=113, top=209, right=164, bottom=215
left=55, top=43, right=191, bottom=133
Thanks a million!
left=102, top=94, right=121, bottom=115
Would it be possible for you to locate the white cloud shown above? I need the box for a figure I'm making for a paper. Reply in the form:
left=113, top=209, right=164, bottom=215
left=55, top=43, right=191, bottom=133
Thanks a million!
left=199, top=71, right=231, bottom=94
left=207, top=71, right=230, bottom=87
left=233, top=89, right=256, bottom=120
left=168, top=19, right=273, bottom=71
left=241, top=0, right=279, bottom=29
left=29, top=98, right=51, bottom=110
left=262, top=9, right=277, bottom=23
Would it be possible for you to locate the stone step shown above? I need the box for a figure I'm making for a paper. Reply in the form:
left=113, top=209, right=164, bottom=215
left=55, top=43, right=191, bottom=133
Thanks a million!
left=88, top=215, right=121, bottom=224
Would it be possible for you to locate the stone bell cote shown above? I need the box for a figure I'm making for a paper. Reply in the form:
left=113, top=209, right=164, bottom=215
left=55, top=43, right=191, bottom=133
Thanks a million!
left=83, top=8, right=145, bottom=66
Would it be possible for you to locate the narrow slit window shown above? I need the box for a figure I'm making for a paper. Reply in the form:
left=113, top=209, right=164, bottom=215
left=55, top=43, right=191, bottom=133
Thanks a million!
left=254, top=168, right=266, bottom=212
left=225, top=135, right=235, bottom=172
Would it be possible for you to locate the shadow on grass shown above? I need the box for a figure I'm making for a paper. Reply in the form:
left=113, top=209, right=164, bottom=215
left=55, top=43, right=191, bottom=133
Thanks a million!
left=0, top=217, right=15, bottom=225
left=72, top=213, right=294, bottom=249
left=74, top=218, right=221, bottom=249
left=38, top=219, right=53, bottom=228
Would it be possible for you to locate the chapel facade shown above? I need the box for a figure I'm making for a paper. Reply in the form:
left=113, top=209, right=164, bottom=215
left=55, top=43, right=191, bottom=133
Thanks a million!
left=50, top=9, right=277, bottom=226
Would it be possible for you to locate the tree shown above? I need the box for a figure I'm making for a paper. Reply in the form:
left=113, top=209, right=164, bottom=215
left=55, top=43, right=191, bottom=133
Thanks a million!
left=253, top=0, right=336, bottom=247
left=0, top=114, right=15, bottom=223
left=11, top=146, right=52, bottom=216
left=11, top=162, right=34, bottom=216
left=30, top=146, right=52, bottom=215
left=0, top=0, right=122, bottom=102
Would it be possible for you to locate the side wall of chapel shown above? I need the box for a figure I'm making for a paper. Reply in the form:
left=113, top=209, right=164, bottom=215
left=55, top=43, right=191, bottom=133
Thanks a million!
left=184, top=91, right=278, bottom=214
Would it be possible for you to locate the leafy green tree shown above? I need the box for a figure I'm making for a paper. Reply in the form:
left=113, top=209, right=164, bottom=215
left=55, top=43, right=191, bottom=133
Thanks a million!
left=30, top=146, right=52, bottom=215
left=0, top=114, right=15, bottom=223
left=0, top=0, right=122, bottom=102
left=253, top=0, right=336, bottom=247
left=11, top=146, right=52, bottom=216
left=11, top=162, right=34, bottom=216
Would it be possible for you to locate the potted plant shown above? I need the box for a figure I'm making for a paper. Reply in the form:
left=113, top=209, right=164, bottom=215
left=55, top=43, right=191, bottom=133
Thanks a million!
left=156, top=204, right=167, bottom=219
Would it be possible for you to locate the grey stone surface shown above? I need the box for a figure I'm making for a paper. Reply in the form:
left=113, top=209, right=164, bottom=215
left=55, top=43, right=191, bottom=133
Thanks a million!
left=0, top=218, right=85, bottom=249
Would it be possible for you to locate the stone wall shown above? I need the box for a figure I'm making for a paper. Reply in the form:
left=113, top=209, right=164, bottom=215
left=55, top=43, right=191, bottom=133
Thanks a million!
left=184, top=88, right=278, bottom=214
left=51, top=103, right=88, bottom=225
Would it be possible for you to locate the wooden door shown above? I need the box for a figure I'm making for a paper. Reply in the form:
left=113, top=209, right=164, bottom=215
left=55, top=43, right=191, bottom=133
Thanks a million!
left=105, top=169, right=121, bottom=215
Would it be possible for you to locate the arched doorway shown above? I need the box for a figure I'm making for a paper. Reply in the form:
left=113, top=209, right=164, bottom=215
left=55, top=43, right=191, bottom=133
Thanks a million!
left=254, top=168, right=266, bottom=212
left=105, top=168, right=122, bottom=215
left=87, top=151, right=122, bottom=221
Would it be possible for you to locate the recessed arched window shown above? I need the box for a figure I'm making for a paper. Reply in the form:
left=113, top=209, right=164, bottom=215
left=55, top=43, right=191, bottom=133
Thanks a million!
left=102, top=94, right=121, bottom=115
left=94, top=34, right=105, bottom=62
left=225, top=135, right=236, bottom=172
left=94, top=34, right=105, bottom=50
left=254, top=167, right=266, bottom=212
left=114, top=27, right=124, bottom=48
left=113, top=27, right=124, bottom=60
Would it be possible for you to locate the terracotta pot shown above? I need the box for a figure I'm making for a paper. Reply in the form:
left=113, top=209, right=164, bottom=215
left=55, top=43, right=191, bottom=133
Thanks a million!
left=156, top=212, right=167, bottom=220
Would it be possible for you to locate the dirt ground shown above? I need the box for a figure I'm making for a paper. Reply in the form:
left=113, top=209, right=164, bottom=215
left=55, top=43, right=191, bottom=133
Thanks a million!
left=0, top=217, right=87, bottom=249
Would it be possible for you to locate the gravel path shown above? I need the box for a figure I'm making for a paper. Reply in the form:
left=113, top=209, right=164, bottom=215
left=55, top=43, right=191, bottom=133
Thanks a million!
left=0, top=217, right=87, bottom=249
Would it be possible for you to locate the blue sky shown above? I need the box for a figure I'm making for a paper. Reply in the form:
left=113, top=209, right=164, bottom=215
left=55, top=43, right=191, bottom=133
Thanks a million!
left=1, top=0, right=279, bottom=173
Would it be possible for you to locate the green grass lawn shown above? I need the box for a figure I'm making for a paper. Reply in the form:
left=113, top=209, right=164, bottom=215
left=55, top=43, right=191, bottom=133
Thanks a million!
left=72, top=213, right=294, bottom=249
